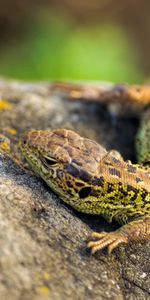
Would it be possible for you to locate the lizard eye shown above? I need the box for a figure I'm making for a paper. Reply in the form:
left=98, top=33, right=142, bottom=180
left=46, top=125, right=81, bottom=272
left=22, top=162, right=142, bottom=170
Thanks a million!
left=41, top=156, right=58, bottom=167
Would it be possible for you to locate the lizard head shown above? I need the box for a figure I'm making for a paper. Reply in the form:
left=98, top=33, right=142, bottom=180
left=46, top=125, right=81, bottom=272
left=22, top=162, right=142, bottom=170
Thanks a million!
left=20, top=129, right=107, bottom=213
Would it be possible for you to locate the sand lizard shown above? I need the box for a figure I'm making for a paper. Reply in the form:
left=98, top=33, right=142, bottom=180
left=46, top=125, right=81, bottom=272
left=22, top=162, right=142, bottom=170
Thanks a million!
left=20, top=82, right=150, bottom=254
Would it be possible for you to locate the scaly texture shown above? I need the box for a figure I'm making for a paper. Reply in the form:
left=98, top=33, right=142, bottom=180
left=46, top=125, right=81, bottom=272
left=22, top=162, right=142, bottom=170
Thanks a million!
left=20, top=128, right=150, bottom=254
left=136, top=108, right=150, bottom=165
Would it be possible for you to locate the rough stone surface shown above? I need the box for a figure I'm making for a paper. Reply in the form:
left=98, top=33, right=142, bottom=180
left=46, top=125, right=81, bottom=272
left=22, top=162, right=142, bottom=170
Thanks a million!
left=0, top=79, right=149, bottom=300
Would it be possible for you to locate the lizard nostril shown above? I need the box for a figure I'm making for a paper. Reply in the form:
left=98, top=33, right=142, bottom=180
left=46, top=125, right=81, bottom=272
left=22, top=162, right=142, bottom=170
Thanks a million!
left=21, top=138, right=27, bottom=146
left=23, top=139, right=27, bottom=145
left=21, top=132, right=29, bottom=146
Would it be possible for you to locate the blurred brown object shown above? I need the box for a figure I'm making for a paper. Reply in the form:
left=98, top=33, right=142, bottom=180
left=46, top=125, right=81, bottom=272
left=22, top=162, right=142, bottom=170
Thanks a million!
left=51, top=81, right=150, bottom=108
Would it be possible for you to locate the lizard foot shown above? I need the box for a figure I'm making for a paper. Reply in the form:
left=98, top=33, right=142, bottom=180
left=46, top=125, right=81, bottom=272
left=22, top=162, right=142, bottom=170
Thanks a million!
left=87, top=230, right=128, bottom=254
left=88, top=217, right=150, bottom=254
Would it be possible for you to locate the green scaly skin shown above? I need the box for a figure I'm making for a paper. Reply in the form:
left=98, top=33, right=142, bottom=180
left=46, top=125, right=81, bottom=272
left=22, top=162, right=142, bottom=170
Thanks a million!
left=20, top=107, right=150, bottom=254
left=136, top=108, right=150, bottom=166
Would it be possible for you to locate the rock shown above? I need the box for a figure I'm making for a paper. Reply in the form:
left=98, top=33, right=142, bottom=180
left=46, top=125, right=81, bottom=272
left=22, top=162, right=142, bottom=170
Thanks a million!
left=0, top=79, right=149, bottom=300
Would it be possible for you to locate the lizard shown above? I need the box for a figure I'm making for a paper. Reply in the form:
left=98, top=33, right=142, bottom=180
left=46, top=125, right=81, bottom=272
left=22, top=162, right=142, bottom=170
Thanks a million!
left=20, top=82, right=150, bottom=254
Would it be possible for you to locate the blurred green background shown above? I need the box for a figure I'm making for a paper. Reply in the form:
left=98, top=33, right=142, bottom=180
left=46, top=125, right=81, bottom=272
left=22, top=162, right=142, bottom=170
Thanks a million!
left=0, top=0, right=149, bottom=83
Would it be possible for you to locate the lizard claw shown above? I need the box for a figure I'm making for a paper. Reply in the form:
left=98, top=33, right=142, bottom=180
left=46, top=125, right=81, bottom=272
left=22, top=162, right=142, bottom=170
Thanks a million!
left=87, top=230, right=128, bottom=254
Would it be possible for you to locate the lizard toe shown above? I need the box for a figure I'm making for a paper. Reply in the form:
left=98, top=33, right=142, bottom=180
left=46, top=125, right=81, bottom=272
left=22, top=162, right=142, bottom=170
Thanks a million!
left=88, top=231, right=128, bottom=254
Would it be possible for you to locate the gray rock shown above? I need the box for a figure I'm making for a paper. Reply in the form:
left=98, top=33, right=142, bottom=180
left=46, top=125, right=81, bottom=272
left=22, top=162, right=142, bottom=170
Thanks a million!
left=0, top=79, right=149, bottom=300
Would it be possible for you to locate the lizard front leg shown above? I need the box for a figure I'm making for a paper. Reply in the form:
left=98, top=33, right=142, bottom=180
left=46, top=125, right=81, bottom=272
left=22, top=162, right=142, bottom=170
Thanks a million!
left=88, top=216, right=150, bottom=254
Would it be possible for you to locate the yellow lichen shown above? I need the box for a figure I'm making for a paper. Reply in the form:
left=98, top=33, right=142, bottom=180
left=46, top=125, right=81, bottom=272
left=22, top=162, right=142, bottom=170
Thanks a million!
left=0, top=142, right=10, bottom=150
left=38, top=286, right=50, bottom=296
left=7, top=128, right=17, bottom=135
left=43, top=272, right=51, bottom=280
left=0, top=100, right=12, bottom=110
